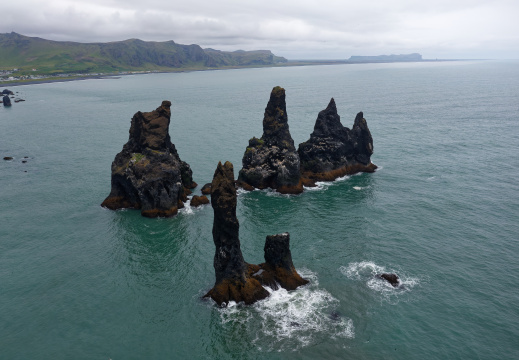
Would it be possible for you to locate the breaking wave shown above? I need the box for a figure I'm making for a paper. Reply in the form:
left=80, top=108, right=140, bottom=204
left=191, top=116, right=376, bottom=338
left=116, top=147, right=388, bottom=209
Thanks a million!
left=217, top=269, right=354, bottom=351
left=340, top=261, right=420, bottom=304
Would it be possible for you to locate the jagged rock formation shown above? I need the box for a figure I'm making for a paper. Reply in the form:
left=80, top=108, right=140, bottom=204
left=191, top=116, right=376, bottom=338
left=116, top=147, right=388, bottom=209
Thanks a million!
left=254, top=233, right=309, bottom=290
left=3, top=95, right=11, bottom=106
left=204, top=161, right=270, bottom=305
left=237, top=86, right=303, bottom=194
left=298, top=98, right=377, bottom=181
left=101, top=101, right=196, bottom=217
left=205, top=161, right=307, bottom=306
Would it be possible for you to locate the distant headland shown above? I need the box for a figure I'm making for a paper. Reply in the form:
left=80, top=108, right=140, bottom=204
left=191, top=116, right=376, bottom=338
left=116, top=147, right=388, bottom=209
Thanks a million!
left=347, top=53, right=423, bottom=63
left=0, top=32, right=452, bottom=85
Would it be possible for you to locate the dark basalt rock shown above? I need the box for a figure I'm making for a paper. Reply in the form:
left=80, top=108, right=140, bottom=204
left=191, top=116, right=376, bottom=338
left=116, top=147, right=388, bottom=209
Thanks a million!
left=2, top=89, right=14, bottom=95
left=205, top=161, right=307, bottom=306
left=252, top=233, right=309, bottom=291
left=298, top=98, right=377, bottom=181
left=101, top=101, right=196, bottom=218
left=190, top=195, right=209, bottom=207
left=3, top=95, right=11, bottom=106
left=201, top=183, right=212, bottom=195
left=237, top=86, right=303, bottom=194
left=377, top=273, right=400, bottom=287
left=204, top=161, right=270, bottom=306
left=3, top=156, right=13, bottom=160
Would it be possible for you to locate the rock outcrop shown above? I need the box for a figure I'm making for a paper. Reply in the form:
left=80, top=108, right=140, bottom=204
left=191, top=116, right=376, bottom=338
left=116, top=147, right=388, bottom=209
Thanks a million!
left=190, top=195, right=209, bottom=207
left=205, top=161, right=308, bottom=306
left=201, top=183, right=212, bottom=195
left=298, top=98, right=377, bottom=181
left=204, top=161, right=270, bottom=306
left=3, top=95, right=11, bottom=106
left=101, top=101, right=196, bottom=217
left=237, top=86, right=303, bottom=194
left=377, top=273, right=400, bottom=287
left=2, top=89, right=14, bottom=95
left=253, top=233, right=309, bottom=291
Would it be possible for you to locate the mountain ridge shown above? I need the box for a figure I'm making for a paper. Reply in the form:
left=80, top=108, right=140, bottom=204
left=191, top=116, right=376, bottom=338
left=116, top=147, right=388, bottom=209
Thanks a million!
left=0, top=32, right=287, bottom=75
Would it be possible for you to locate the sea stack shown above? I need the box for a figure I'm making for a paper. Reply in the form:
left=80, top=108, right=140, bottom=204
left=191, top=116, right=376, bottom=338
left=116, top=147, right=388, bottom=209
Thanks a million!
left=204, top=161, right=270, bottom=306
left=298, top=98, right=377, bottom=181
left=253, top=233, right=309, bottom=291
left=2, top=95, right=11, bottom=106
left=237, top=86, right=303, bottom=194
left=101, top=101, right=196, bottom=217
left=205, top=161, right=308, bottom=306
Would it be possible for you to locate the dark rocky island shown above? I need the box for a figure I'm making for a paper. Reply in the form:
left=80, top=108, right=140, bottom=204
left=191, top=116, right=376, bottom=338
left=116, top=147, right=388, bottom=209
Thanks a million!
left=2, top=95, right=11, bottom=106
left=298, top=98, right=377, bottom=181
left=205, top=161, right=308, bottom=306
left=237, top=86, right=304, bottom=194
left=101, top=101, right=196, bottom=217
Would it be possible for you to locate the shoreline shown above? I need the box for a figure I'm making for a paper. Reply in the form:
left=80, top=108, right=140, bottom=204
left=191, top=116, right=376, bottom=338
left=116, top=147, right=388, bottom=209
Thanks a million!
left=1, top=59, right=467, bottom=87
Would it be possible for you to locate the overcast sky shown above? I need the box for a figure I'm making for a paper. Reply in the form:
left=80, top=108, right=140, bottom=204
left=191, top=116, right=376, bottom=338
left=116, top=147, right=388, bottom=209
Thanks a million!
left=2, top=0, right=518, bottom=59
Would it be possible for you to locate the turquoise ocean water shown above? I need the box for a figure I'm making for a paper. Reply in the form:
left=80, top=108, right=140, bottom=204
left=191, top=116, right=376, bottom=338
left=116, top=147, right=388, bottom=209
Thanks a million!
left=1, top=61, right=518, bottom=359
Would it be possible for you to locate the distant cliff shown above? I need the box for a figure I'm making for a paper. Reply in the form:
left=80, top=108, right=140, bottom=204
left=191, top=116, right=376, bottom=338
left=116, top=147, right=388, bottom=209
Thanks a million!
left=348, top=53, right=422, bottom=63
left=0, top=32, right=287, bottom=75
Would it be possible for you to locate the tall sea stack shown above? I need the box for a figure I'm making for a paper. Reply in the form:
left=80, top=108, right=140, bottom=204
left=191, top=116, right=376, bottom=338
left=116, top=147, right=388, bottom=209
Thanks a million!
left=205, top=161, right=270, bottom=306
left=101, top=101, right=196, bottom=217
left=298, top=98, right=377, bottom=181
left=237, top=86, right=303, bottom=194
left=205, top=161, right=308, bottom=306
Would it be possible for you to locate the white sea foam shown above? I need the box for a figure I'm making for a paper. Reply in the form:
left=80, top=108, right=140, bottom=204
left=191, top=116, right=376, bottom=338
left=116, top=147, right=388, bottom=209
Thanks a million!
left=353, top=186, right=363, bottom=190
left=340, top=261, right=419, bottom=304
left=217, top=269, right=354, bottom=351
left=179, top=196, right=209, bottom=215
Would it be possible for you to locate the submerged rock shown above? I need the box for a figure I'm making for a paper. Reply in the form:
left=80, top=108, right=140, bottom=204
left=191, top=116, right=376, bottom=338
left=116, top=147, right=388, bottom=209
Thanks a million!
left=298, top=98, right=377, bottom=181
left=3, top=95, right=11, bottom=106
left=101, top=101, right=196, bottom=217
left=205, top=161, right=308, bottom=306
left=377, top=273, right=400, bottom=287
left=237, top=86, right=303, bottom=194
left=204, top=161, right=270, bottom=306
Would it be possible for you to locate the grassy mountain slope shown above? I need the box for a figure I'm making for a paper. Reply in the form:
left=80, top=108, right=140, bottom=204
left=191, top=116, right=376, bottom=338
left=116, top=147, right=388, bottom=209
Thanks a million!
left=0, top=32, right=287, bottom=75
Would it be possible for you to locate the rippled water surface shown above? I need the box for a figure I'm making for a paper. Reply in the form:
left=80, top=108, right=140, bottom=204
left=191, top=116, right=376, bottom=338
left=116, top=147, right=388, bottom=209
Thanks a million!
left=1, top=61, right=519, bottom=359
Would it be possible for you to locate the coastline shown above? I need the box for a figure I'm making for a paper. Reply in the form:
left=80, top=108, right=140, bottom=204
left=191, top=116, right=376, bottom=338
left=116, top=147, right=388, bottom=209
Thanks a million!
left=1, top=59, right=464, bottom=87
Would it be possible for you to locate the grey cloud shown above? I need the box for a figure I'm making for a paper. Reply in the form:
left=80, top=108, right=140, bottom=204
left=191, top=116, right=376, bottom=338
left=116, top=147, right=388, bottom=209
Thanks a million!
left=1, top=0, right=518, bottom=59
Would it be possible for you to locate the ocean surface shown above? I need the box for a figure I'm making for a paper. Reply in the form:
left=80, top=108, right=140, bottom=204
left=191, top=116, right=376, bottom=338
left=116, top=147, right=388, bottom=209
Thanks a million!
left=1, top=60, right=518, bottom=359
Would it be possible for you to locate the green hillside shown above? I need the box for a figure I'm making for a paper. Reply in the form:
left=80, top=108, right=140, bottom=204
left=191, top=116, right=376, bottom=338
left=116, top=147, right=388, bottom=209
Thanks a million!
left=0, top=32, right=287, bottom=75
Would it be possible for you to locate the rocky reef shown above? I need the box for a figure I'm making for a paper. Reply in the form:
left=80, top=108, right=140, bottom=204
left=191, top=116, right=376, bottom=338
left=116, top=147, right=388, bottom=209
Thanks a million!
left=101, top=101, right=196, bottom=217
left=205, top=161, right=307, bottom=306
left=298, top=98, right=377, bottom=181
left=237, top=86, right=303, bottom=194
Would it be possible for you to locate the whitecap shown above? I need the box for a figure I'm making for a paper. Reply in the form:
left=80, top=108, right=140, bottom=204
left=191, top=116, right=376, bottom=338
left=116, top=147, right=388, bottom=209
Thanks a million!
left=340, top=261, right=419, bottom=304
left=353, top=186, right=363, bottom=190
left=217, top=269, right=354, bottom=351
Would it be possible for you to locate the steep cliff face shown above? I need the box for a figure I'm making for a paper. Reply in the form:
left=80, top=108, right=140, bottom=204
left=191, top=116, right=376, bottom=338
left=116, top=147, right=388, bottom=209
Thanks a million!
left=237, top=86, right=303, bottom=194
left=101, top=101, right=196, bottom=217
left=205, top=161, right=308, bottom=306
left=298, top=99, right=377, bottom=181
left=204, top=161, right=270, bottom=306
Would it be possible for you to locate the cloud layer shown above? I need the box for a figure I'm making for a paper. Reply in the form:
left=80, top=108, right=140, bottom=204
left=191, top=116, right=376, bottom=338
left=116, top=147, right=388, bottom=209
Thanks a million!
left=2, top=0, right=518, bottom=59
